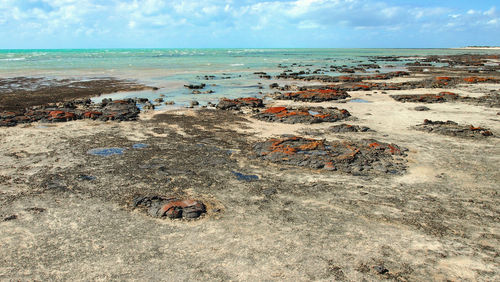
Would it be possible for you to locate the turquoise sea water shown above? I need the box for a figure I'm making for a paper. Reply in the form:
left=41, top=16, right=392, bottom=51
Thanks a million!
left=1, top=48, right=498, bottom=107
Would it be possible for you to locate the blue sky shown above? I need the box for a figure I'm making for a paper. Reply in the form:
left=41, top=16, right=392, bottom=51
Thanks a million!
left=0, top=0, right=499, bottom=48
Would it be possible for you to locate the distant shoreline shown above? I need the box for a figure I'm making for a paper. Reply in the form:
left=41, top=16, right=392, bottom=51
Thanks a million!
left=453, top=47, right=500, bottom=50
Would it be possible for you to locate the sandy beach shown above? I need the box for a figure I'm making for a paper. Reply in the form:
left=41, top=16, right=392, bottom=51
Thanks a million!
left=1, top=52, right=499, bottom=280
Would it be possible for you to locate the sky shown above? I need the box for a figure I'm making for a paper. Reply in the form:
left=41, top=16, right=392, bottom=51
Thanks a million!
left=0, top=0, right=499, bottom=49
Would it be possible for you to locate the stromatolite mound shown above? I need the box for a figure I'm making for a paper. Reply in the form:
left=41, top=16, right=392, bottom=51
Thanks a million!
left=329, top=124, right=373, bottom=133
left=133, top=196, right=207, bottom=219
left=413, top=120, right=494, bottom=138
left=252, top=136, right=407, bottom=174
left=253, top=106, right=351, bottom=124
left=275, top=89, right=350, bottom=102
left=391, top=92, right=460, bottom=103
left=0, top=99, right=140, bottom=127
left=216, top=97, right=264, bottom=110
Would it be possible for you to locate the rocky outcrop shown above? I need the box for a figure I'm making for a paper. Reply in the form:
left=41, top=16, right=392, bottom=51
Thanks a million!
left=133, top=196, right=207, bottom=219
left=252, top=136, right=407, bottom=175
left=0, top=98, right=140, bottom=127
left=216, top=97, right=264, bottom=110
left=413, top=120, right=494, bottom=138
left=253, top=106, right=351, bottom=124
left=275, top=89, right=350, bottom=102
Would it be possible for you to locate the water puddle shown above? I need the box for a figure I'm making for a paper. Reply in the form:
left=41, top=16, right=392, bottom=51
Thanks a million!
left=349, top=98, right=372, bottom=103
left=87, top=147, right=125, bottom=156
left=132, top=143, right=149, bottom=149
left=308, top=110, right=320, bottom=115
left=232, top=171, right=259, bottom=182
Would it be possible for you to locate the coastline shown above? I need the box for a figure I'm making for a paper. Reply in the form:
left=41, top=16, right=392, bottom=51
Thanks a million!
left=1, top=52, right=499, bottom=280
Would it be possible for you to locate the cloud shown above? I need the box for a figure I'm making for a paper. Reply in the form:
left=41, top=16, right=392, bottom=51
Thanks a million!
left=0, top=0, right=498, bottom=48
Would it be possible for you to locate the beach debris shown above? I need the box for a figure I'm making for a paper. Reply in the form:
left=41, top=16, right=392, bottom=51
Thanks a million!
left=275, top=89, right=350, bottom=102
left=329, top=124, right=373, bottom=133
left=413, top=119, right=494, bottom=138
left=133, top=196, right=207, bottom=219
left=252, top=136, right=407, bottom=174
left=216, top=97, right=264, bottom=110
left=253, top=106, right=351, bottom=124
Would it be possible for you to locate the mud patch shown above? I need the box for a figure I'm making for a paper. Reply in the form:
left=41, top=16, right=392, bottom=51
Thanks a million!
left=252, top=136, right=407, bottom=175
left=132, top=196, right=207, bottom=219
left=253, top=106, right=351, bottom=124
left=413, top=120, right=494, bottom=138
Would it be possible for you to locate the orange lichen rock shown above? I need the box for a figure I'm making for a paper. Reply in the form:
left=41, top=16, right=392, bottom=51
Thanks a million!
left=264, top=107, right=287, bottom=114
left=48, top=110, right=76, bottom=121
left=253, top=136, right=407, bottom=174
left=216, top=97, right=264, bottom=110
left=462, top=76, right=498, bottom=83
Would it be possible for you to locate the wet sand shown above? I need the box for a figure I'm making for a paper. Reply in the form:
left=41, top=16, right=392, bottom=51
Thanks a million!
left=1, top=54, right=499, bottom=280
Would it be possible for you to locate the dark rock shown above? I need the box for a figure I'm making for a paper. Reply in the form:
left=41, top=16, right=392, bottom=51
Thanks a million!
left=3, top=215, right=17, bottom=221
left=414, top=106, right=430, bottom=111
left=25, top=207, right=46, bottom=214
left=391, top=92, right=460, bottom=103
left=275, top=89, right=350, bottom=102
left=133, top=196, right=207, bottom=219
left=329, top=124, right=373, bottom=132
left=413, top=119, right=494, bottom=138
left=184, top=83, right=206, bottom=89
left=216, top=97, right=264, bottom=110
left=253, top=106, right=351, bottom=124
left=373, top=265, right=389, bottom=275
left=190, top=101, right=199, bottom=107
left=253, top=136, right=407, bottom=175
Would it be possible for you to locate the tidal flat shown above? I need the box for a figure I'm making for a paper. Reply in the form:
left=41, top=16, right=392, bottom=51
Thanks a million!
left=1, top=51, right=499, bottom=281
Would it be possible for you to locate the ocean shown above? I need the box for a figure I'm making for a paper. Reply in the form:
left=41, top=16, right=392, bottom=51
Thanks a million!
left=1, top=48, right=498, bottom=107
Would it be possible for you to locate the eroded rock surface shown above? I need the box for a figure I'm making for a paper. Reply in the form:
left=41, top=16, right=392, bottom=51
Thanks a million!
left=329, top=124, right=373, bottom=133
left=216, top=97, right=264, bottom=110
left=133, top=196, right=207, bottom=219
left=0, top=99, right=140, bottom=127
left=253, top=136, right=407, bottom=174
left=413, top=119, right=494, bottom=138
left=275, top=89, right=350, bottom=102
left=253, top=107, right=351, bottom=124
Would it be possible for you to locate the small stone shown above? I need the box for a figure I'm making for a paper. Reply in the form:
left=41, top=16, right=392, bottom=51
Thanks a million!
left=414, top=106, right=430, bottom=111
left=3, top=215, right=17, bottom=221
left=373, top=265, right=389, bottom=275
